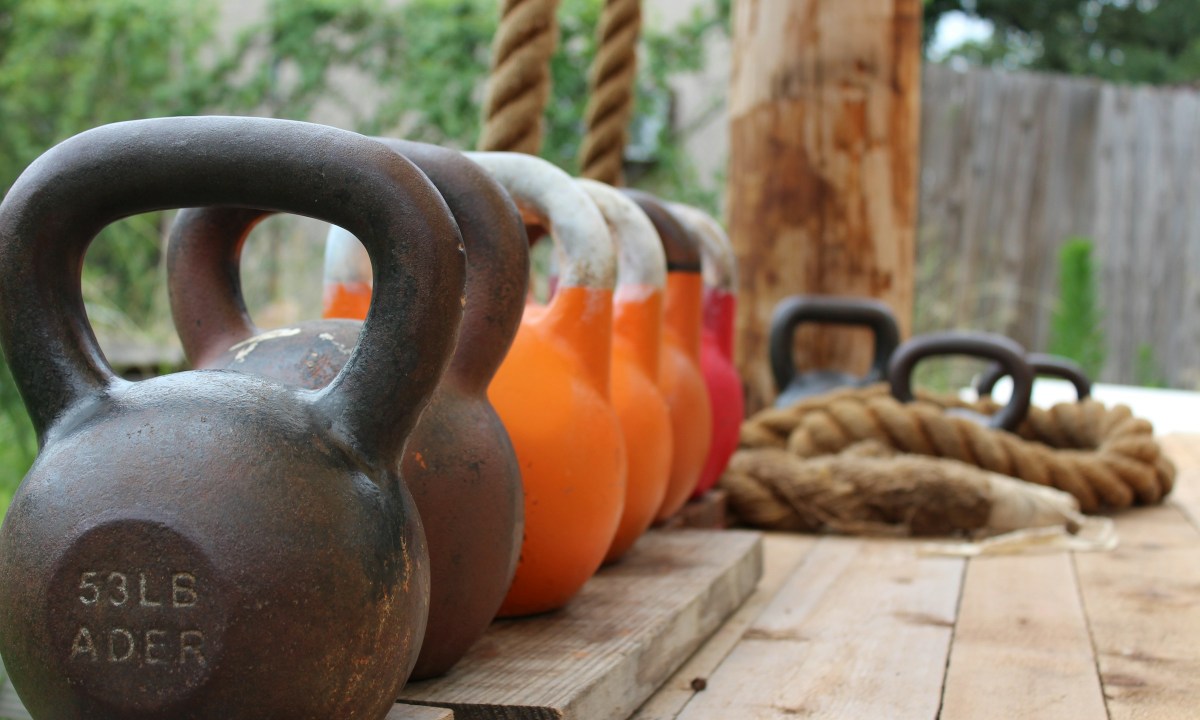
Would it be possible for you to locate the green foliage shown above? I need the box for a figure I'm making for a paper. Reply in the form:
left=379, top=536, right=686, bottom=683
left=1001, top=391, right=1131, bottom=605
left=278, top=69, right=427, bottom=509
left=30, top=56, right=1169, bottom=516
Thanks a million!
left=1134, top=343, right=1168, bottom=388
left=1049, top=238, right=1106, bottom=379
left=925, top=0, right=1200, bottom=84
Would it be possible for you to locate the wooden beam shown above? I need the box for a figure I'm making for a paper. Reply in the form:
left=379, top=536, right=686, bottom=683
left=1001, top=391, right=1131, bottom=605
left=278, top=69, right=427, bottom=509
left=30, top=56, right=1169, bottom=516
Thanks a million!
left=728, top=0, right=922, bottom=411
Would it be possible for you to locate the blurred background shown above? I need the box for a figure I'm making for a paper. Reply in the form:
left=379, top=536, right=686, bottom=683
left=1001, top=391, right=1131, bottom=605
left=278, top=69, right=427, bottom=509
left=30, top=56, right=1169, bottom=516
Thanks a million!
left=0, top=0, right=1197, bottom=509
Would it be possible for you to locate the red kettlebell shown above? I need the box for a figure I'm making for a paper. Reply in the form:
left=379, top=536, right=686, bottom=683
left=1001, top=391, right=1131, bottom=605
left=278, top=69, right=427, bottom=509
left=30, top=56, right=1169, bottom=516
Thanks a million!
left=0, top=117, right=463, bottom=719
left=169, top=139, right=527, bottom=680
left=668, top=203, right=744, bottom=498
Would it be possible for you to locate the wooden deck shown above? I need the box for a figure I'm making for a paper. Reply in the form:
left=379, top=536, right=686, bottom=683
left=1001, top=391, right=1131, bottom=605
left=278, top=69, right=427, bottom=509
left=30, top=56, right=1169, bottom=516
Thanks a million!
left=635, top=434, right=1200, bottom=720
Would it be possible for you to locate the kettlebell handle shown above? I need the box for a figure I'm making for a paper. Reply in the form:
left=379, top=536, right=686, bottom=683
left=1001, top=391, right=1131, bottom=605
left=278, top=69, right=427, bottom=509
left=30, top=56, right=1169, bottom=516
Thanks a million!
left=768, top=296, right=901, bottom=394
left=174, top=138, right=529, bottom=391
left=976, top=353, right=1092, bottom=401
left=0, top=117, right=465, bottom=458
left=577, top=180, right=667, bottom=293
left=464, top=152, right=615, bottom=291
left=888, top=331, right=1034, bottom=431
left=620, top=189, right=703, bottom=274
left=667, top=203, right=735, bottom=292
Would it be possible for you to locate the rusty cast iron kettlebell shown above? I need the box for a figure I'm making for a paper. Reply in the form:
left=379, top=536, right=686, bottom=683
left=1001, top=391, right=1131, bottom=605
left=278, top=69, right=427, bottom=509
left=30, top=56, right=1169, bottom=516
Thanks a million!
left=0, top=117, right=466, bottom=719
left=577, top=179, right=673, bottom=564
left=667, top=203, right=745, bottom=499
left=769, top=295, right=901, bottom=408
left=888, top=331, right=1035, bottom=431
left=621, top=189, right=713, bottom=520
left=171, top=138, right=528, bottom=680
left=467, top=152, right=626, bottom=617
left=976, top=352, right=1093, bottom=402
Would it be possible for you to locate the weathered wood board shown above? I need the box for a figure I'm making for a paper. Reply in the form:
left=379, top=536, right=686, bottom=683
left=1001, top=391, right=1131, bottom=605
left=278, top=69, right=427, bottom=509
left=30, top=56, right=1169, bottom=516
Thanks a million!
left=400, top=530, right=763, bottom=720
left=673, top=536, right=963, bottom=720
left=940, top=553, right=1108, bottom=720
left=630, top=534, right=817, bottom=720
left=1075, top=501, right=1200, bottom=720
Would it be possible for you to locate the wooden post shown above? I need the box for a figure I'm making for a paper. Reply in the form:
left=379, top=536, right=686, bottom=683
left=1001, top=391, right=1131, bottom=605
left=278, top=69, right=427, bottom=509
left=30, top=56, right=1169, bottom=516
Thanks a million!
left=728, top=0, right=922, bottom=412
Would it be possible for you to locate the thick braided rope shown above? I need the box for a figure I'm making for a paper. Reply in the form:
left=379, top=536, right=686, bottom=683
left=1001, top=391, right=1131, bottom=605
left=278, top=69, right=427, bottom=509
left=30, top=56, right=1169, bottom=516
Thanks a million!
left=740, top=384, right=1176, bottom=513
left=478, top=0, right=562, bottom=153
left=578, top=0, right=641, bottom=184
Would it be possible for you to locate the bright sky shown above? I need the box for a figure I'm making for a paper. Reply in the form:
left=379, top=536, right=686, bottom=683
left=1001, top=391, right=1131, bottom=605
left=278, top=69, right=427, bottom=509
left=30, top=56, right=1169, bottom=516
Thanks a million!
left=928, top=11, right=995, bottom=60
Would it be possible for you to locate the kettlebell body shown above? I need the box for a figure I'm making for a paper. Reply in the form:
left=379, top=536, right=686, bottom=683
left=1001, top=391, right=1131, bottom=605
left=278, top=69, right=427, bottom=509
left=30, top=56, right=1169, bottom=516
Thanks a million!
left=175, top=139, right=527, bottom=680
left=769, top=295, right=902, bottom=408
left=578, top=180, right=673, bottom=564
left=469, top=152, right=626, bottom=617
left=623, top=190, right=712, bottom=520
left=668, top=203, right=744, bottom=499
left=0, top=117, right=465, bottom=719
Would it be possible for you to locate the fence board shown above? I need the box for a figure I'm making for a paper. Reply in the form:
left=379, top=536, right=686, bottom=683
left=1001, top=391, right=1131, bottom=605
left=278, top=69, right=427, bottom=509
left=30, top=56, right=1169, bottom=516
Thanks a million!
left=918, top=65, right=1200, bottom=389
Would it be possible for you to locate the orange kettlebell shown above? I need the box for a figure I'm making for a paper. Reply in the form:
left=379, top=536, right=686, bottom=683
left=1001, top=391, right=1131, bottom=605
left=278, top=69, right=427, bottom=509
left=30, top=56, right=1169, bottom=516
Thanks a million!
left=621, top=190, right=713, bottom=520
left=467, top=152, right=626, bottom=616
left=577, top=180, right=673, bottom=563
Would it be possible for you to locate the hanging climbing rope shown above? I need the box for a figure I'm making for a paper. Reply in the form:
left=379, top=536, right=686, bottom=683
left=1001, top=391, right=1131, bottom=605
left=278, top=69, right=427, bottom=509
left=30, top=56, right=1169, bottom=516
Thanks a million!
left=579, top=0, right=642, bottom=184
left=478, top=0, right=563, bottom=153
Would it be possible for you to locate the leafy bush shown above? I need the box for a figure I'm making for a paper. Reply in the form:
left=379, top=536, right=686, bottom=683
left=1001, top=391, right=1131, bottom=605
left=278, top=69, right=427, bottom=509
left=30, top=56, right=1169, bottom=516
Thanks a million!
left=1048, top=237, right=1106, bottom=379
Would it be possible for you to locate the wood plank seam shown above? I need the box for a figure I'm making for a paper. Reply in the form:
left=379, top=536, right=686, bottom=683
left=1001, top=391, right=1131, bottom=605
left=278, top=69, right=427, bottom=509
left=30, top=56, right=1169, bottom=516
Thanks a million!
left=1069, top=551, right=1114, bottom=720
left=934, top=553, right=969, bottom=720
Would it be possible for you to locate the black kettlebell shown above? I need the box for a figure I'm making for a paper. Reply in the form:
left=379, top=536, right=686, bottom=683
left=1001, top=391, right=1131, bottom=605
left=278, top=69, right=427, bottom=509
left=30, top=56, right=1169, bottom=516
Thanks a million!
left=769, top=295, right=901, bottom=407
left=977, top=353, right=1093, bottom=402
left=888, top=331, right=1035, bottom=431
left=0, top=117, right=465, bottom=720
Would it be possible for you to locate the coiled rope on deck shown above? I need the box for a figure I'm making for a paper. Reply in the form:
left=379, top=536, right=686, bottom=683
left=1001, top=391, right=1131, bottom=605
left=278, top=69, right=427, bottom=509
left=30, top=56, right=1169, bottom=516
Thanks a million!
left=478, top=0, right=562, bottom=153
left=732, top=384, right=1176, bottom=514
left=578, top=0, right=641, bottom=185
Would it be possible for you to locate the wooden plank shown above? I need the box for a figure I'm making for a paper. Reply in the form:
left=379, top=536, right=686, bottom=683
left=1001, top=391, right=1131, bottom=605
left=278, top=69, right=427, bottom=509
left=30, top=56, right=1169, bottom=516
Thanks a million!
left=1075, top=492, right=1200, bottom=720
left=0, top=676, right=453, bottom=720
left=400, top=530, right=763, bottom=720
left=659, top=490, right=728, bottom=530
left=389, top=705, right=455, bottom=720
left=631, top=533, right=818, bottom=720
left=940, top=553, right=1107, bottom=719
left=673, top=536, right=963, bottom=720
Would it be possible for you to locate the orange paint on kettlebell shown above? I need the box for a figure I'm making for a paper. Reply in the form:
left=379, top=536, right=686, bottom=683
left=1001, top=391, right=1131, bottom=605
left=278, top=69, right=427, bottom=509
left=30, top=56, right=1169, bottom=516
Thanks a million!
left=323, top=280, right=371, bottom=320
left=578, top=179, right=672, bottom=564
left=623, top=190, right=712, bottom=521
left=470, top=153, right=626, bottom=617
left=488, top=286, right=626, bottom=615
left=657, top=271, right=713, bottom=518
left=606, top=290, right=673, bottom=559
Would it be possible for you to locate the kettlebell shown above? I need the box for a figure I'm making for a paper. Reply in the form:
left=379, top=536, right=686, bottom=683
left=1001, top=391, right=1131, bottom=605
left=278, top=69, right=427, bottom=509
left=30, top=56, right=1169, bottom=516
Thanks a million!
left=888, top=331, right=1035, bottom=431
left=577, top=179, right=673, bottom=564
left=667, top=203, right=744, bottom=499
left=769, top=295, right=901, bottom=408
left=0, top=117, right=465, bottom=719
left=466, top=152, right=626, bottom=617
left=621, top=190, right=713, bottom=519
left=976, top=352, right=1093, bottom=402
left=172, top=138, right=527, bottom=680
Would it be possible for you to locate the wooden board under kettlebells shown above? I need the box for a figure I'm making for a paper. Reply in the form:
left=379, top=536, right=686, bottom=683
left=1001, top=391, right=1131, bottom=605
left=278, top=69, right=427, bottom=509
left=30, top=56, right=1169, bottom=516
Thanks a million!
left=398, top=529, right=763, bottom=720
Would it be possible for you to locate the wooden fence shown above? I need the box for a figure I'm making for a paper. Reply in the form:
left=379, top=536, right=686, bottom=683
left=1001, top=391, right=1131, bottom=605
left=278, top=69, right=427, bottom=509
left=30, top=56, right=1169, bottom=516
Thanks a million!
left=917, top=63, right=1200, bottom=389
